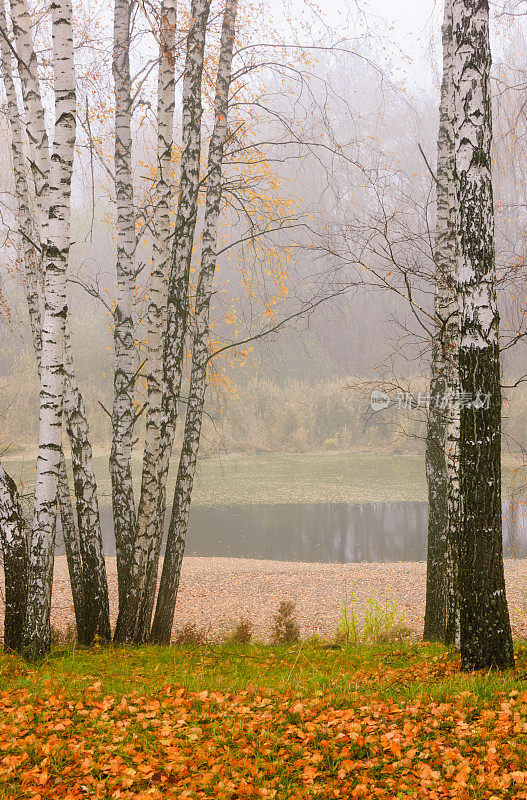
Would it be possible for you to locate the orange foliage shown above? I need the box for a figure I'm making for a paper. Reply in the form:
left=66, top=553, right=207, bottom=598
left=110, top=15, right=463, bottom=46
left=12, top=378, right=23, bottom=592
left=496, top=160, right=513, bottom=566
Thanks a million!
left=4, top=651, right=527, bottom=798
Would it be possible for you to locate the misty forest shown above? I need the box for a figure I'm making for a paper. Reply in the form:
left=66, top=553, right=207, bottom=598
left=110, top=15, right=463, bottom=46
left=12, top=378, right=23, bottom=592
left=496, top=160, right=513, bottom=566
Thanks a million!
left=2, top=0, right=527, bottom=796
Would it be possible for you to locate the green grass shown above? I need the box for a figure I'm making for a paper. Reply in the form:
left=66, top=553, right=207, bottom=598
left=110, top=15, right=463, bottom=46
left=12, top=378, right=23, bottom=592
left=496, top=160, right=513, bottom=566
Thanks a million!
left=4, top=641, right=527, bottom=705
left=2, top=451, right=426, bottom=507
left=5, top=450, right=524, bottom=508
left=189, top=451, right=428, bottom=506
left=4, top=642, right=527, bottom=799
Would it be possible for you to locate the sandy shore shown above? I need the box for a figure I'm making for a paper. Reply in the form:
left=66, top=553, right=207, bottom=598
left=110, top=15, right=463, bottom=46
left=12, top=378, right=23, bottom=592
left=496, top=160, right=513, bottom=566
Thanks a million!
left=2, top=557, right=527, bottom=642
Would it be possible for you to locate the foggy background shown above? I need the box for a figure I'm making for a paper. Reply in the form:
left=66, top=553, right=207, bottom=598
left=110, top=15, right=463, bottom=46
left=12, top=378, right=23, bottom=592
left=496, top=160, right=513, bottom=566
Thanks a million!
left=1, top=0, right=526, bottom=458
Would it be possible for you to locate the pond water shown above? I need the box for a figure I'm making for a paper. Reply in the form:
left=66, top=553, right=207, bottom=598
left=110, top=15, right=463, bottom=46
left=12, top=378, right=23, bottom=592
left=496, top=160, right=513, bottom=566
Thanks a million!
left=58, top=500, right=527, bottom=563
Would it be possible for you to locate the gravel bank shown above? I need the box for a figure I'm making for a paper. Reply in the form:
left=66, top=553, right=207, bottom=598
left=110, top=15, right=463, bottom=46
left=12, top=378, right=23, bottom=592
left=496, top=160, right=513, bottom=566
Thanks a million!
left=2, top=557, right=527, bottom=642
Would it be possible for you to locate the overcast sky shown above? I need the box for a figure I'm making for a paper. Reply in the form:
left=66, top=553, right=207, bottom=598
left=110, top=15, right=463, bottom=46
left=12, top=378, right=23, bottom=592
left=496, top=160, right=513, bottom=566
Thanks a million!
left=282, top=0, right=441, bottom=90
left=363, top=0, right=439, bottom=86
left=363, top=0, right=437, bottom=40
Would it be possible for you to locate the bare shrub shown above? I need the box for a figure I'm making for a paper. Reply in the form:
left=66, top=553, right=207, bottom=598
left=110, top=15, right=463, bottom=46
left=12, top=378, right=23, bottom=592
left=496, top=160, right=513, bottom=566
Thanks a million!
left=374, top=622, right=415, bottom=644
left=229, top=617, right=253, bottom=644
left=271, top=601, right=300, bottom=644
left=172, top=623, right=208, bottom=646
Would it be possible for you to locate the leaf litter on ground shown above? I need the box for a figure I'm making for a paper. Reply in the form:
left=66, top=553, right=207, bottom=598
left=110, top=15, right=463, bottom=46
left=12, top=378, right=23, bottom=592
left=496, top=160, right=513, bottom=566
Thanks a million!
left=3, top=642, right=527, bottom=798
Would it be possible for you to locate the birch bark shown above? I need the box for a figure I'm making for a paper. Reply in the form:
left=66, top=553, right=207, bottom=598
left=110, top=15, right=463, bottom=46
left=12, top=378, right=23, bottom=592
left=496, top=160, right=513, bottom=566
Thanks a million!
left=63, top=337, right=111, bottom=642
left=127, top=0, right=211, bottom=642
left=452, top=0, right=514, bottom=669
left=111, top=0, right=137, bottom=609
left=151, top=0, right=237, bottom=644
left=0, top=0, right=42, bottom=354
left=442, top=1, right=462, bottom=646
left=0, top=465, right=28, bottom=653
left=0, top=1, right=88, bottom=642
left=24, top=0, right=76, bottom=660
left=158, top=0, right=211, bottom=504
left=2, top=0, right=109, bottom=644
left=57, top=456, right=86, bottom=642
left=424, top=0, right=458, bottom=644
left=10, top=0, right=50, bottom=240
left=114, top=0, right=177, bottom=644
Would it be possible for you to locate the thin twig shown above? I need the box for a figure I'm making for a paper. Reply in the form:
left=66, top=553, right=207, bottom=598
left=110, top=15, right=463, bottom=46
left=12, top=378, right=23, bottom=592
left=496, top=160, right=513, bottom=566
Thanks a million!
left=418, top=142, right=442, bottom=188
left=98, top=400, right=112, bottom=418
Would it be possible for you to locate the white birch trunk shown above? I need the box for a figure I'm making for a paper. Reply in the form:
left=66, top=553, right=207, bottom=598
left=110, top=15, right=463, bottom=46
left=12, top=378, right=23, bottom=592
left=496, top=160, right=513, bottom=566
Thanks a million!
left=63, top=335, right=111, bottom=642
left=56, top=455, right=86, bottom=641
left=114, top=0, right=177, bottom=643
left=158, top=0, right=211, bottom=490
left=23, top=0, right=76, bottom=660
left=151, top=0, right=237, bottom=644
left=136, top=0, right=211, bottom=642
left=425, top=0, right=460, bottom=646
left=10, top=0, right=50, bottom=240
left=1, top=0, right=87, bottom=642
left=441, top=0, right=461, bottom=647
left=111, top=0, right=137, bottom=609
left=452, top=0, right=513, bottom=669
left=1, top=0, right=43, bottom=353
left=2, top=0, right=110, bottom=645
left=0, top=464, right=28, bottom=652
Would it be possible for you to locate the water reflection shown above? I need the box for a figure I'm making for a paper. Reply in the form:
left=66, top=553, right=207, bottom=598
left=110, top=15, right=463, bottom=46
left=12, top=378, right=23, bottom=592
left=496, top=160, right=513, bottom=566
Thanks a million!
left=55, top=500, right=527, bottom=563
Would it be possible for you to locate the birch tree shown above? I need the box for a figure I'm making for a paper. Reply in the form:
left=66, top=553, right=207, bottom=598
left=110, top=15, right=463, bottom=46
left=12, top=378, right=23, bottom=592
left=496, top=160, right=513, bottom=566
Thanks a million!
left=113, top=0, right=177, bottom=643
left=0, top=465, right=27, bottom=652
left=0, top=0, right=86, bottom=641
left=113, top=0, right=211, bottom=643
left=452, top=0, right=513, bottom=670
left=151, top=0, right=238, bottom=645
left=63, top=338, right=111, bottom=643
left=424, top=0, right=459, bottom=646
left=111, top=0, right=138, bottom=609
left=10, top=0, right=50, bottom=238
left=1, top=0, right=110, bottom=646
left=0, top=0, right=44, bottom=359
left=23, top=0, right=77, bottom=660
